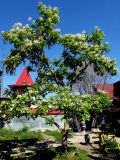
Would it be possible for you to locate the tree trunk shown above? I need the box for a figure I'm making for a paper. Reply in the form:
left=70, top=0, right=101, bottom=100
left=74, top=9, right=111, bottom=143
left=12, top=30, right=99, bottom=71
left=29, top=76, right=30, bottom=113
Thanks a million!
left=61, top=129, right=68, bottom=150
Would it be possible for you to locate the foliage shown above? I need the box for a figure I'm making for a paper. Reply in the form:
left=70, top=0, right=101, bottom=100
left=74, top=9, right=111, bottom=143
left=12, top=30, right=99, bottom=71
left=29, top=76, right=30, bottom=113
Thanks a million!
left=46, top=86, right=112, bottom=121
left=0, top=85, right=112, bottom=124
left=100, top=139, right=119, bottom=157
left=2, top=2, right=60, bottom=75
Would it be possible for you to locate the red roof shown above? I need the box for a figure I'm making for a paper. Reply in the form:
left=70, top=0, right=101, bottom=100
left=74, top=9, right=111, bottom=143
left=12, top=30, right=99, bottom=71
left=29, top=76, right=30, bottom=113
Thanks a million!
left=48, top=109, right=64, bottom=115
left=29, top=108, right=64, bottom=115
left=8, top=67, right=33, bottom=88
left=93, top=84, right=113, bottom=98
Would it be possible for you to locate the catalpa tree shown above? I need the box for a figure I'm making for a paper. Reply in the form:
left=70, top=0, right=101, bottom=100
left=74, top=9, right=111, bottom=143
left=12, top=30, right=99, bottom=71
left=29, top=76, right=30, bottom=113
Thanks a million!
left=0, top=2, right=116, bottom=148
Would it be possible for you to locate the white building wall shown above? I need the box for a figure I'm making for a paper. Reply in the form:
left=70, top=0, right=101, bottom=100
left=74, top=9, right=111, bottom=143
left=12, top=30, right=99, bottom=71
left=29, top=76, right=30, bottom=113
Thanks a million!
left=4, top=115, right=64, bottom=131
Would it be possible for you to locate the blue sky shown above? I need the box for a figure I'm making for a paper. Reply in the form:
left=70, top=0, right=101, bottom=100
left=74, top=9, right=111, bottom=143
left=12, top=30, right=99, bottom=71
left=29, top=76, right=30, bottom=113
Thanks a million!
left=0, top=0, right=120, bottom=89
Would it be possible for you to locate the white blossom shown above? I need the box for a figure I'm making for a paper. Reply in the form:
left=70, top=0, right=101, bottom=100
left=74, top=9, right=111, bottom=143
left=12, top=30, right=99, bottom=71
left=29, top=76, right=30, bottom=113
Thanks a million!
left=38, top=16, right=43, bottom=20
left=32, top=20, right=35, bottom=24
left=25, top=40, right=33, bottom=46
left=32, top=97, right=35, bottom=101
left=33, top=40, right=39, bottom=44
left=97, top=89, right=106, bottom=94
left=25, top=24, right=29, bottom=27
left=95, top=25, right=99, bottom=29
left=13, top=22, right=23, bottom=29
left=28, top=17, right=32, bottom=22
left=17, top=95, right=22, bottom=98
left=53, top=7, right=58, bottom=10
left=54, top=28, right=60, bottom=32
left=82, top=30, right=86, bottom=34
left=17, top=22, right=22, bottom=27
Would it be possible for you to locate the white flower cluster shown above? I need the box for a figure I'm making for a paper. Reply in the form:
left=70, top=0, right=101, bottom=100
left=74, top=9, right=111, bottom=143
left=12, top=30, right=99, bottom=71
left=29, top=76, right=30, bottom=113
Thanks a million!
left=97, top=89, right=106, bottom=94
left=25, top=24, right=29, bottom=27
left=101, top=55, right=112, bottom=63
left=94, top=45, right=99, bottom=51
left=28, top=17, right=36, bottom=25
left=82, top=42, right=88, bottom=48
left=33, top=40, right=39, bottom=44
left=53, top=28, right=60, bottom=32
left=64, top=33, right=86, bottom=41
left=13, top=22, right=23, bottom=29
left=38, top=16, right=43, bottom=20
left=81, top=94, right=91, bottom=98
left=17, top=95, right=22, bottom=98
left=75, top=33, right=86, bottom=40
left=25, top=39, right=33, bottom=46
left=25, top=39, right=41, bottom=46
left=53, top=7, right=58, bottom=10
left=28, top=17, right=32, bottom=22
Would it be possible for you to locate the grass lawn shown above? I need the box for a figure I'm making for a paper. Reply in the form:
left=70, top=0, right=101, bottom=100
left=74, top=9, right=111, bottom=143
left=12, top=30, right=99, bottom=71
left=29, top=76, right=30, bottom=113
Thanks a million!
left=44, top=129, right=73, bottom=142
left=0, top=126, right=43, bottom=141
left=0, top=127, right=92, bottom=159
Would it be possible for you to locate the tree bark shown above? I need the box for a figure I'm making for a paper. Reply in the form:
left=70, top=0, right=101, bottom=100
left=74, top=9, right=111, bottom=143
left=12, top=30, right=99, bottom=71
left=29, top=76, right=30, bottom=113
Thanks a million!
left=61, top=129, right=68, bottom=150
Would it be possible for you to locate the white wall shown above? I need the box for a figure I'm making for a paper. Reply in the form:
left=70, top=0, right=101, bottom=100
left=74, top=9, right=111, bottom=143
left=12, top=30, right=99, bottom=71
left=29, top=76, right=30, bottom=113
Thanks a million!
left=4, top=115, right=64, bottom=131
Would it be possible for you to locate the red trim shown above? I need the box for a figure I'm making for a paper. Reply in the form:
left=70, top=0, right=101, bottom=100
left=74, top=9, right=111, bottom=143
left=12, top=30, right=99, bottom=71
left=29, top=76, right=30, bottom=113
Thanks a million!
left=29, top=108, right=64, bottom=115
left=48, top=109, right=64, bottom=115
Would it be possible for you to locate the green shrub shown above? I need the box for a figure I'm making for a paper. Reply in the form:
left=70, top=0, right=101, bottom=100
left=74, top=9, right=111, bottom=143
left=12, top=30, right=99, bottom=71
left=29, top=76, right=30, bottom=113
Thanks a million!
left=103, top=139, right=119, bottom=153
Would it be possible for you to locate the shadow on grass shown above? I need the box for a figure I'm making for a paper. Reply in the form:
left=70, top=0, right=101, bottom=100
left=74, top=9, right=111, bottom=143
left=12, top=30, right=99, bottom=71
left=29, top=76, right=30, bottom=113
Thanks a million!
left=0, top=139, right=65, bottom=160
left=0, top=138, right=37, bottom=159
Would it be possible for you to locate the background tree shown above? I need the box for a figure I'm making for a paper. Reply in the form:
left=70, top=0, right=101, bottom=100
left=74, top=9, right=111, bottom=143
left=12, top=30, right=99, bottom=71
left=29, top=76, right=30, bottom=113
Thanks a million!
left=0, top=2, right=117, bottom=149
left=72, top=65, right=111, bottom=95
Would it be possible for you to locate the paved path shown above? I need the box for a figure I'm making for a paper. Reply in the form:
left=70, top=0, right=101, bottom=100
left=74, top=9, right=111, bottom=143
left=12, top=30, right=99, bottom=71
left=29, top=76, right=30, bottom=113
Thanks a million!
left=68, top=132, right=99, bottom=144
left=67, top=128, right=120, bottom=159
left=49, top=128, right=120, bottom=159
left=67, top=131, right=100, bottom=157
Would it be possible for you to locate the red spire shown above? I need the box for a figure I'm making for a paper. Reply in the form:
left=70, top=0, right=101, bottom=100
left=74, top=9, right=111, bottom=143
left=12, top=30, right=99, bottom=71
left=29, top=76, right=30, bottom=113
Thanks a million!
left=16, top=67, right=33, bottom=86
left=8, top=67, right=33, bottom=88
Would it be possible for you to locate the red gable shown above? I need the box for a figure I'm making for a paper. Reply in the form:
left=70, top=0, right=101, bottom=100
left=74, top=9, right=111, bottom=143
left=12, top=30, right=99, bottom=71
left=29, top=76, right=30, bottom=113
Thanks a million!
left=8, top=67, right=33, bottom=88
left=16, top=67, right=33, bottom=85
left=93, top=84, right=113, bottom=98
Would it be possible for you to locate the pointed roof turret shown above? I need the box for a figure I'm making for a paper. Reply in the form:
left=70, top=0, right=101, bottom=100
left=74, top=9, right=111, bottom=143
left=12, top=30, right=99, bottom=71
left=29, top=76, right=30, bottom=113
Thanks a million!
left=16, top=66, right=33, bottom=85
left=8, top=67, right=34, bottom=89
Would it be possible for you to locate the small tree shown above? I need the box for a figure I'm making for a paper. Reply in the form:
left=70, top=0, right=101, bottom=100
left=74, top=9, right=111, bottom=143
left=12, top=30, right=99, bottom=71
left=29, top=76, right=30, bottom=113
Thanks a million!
left=0, top=2, right=117, bottom=149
